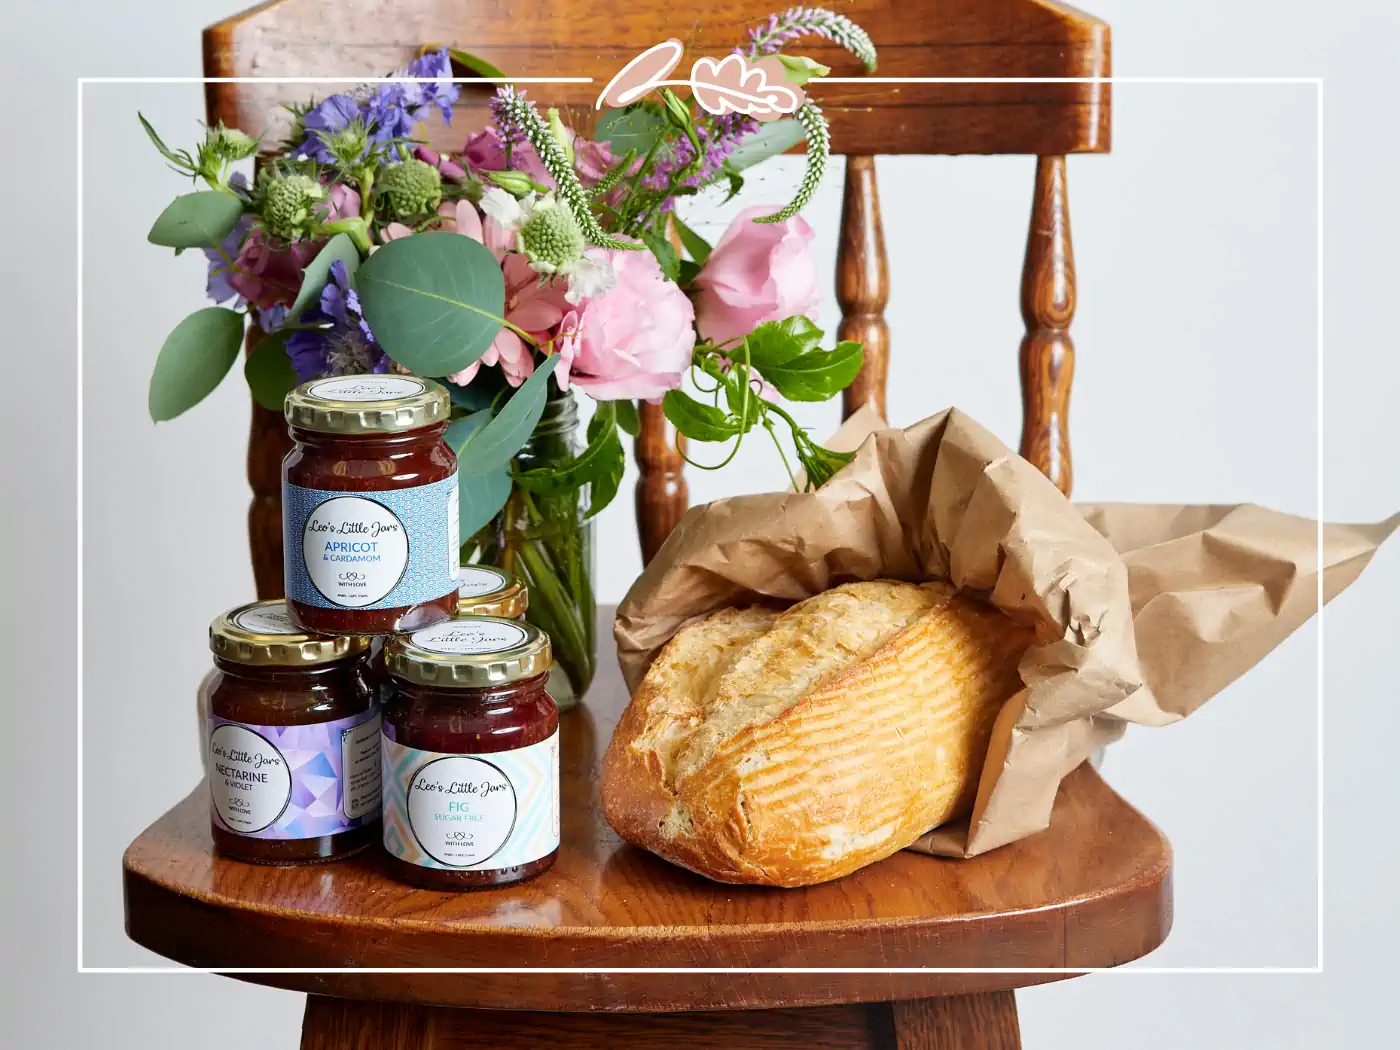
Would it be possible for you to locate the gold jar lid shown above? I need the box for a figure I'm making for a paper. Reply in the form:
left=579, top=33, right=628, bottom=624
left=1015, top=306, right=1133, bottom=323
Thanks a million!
left=210, top=600, right=371, bottom=666
left=387, top=616, right=551, bottom=688
left=456, top=566, right=529, bottom=619
left=284, top=375, right=450, bottom=435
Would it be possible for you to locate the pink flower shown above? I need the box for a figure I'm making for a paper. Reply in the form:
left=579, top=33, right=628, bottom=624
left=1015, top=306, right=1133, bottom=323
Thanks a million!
left=691, top=205, right=821, bottom=345
left=573, top=138, right=618, bottom=186
left=435, top=201, right=569, bottom=389
left=228, top=231, right=322, bottom=309
left=461, top=127, right=553, bottom=187
left=325, top=183, right=360, bottom=221
left=556, top=249, right=695, bottom=400
left=414, top=145, right=467, bottom=182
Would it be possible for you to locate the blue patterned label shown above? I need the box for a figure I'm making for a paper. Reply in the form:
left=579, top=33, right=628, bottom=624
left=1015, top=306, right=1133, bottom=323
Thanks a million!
left=284, top=475, right=459, bottom=610
left=382, top=733, right=559, bottom=870
left=208, top=709, right=382, bottom=839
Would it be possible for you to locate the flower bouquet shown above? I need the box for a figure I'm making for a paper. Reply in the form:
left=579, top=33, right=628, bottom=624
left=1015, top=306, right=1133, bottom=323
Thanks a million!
left=141, top=7, right=877, bottom=701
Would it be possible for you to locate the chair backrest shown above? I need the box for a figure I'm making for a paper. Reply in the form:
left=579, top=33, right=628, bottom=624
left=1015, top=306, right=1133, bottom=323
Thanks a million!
left=205, top=0, right=1109, bottom=592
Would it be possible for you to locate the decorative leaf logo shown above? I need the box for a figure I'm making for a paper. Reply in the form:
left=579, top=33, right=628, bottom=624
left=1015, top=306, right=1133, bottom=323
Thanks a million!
left=689, top=55, right=804, bottom=122
left=595, top=39, right=685, bottom=109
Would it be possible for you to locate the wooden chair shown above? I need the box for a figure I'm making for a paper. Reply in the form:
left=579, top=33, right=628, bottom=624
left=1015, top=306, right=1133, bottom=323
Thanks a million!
left=123, top=3, right=1170, bottom=1047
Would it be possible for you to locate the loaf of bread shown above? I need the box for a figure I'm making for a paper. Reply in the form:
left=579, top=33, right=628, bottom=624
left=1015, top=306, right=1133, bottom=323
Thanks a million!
left=602, top=580, right=1034, bottom=886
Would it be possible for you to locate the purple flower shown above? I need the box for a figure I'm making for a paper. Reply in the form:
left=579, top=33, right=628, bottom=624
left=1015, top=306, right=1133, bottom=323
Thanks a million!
left=203, top=215, right=252, bottom=305
left=285, top=328, right=330, bottom=380
left=402, top=49, right=459, bottom=122
left=299, top=94, right=361, bottom=161
left=319, top=260, right=378, bottom=348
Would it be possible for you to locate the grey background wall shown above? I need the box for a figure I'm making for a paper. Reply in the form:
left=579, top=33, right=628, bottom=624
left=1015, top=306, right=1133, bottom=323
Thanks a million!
left=5, top=0, right=1397, bottom=1046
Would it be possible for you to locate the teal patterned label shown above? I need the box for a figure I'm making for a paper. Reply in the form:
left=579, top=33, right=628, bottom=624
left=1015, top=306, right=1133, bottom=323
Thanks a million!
left=382, top=733, right=559, bottom=870
left=284, top=475, right=458, bottom=611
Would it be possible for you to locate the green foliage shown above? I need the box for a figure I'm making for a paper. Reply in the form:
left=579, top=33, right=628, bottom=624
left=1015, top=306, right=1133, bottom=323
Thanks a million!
left=147, top=191, right=245, bottom=250
left=457, top=468, right=513, bottom=542
left=514, top=401, right=625, bottom=520
left=612, top=398, right=640, bottom=437
left=671, top=215, right=712, bottom=265
left=355, top=232, right=507, bottom=377
left=744, top=317, right=864, bottom=402
left=447, top=48, right=509, bottom=83
left=595, top=103, right=668, bottom=156
left=662, top=390, right=742, bottom=442
left=148, top=307, right=244, bottom=421
left=639, top=231, right=680, bottom=281
left=138, top=113, right=196, bottom=173
left=724, top=119, right=805, bottom=172
left=288, top=232, right=359, bottom=323
left=243, top=331, right=296, bottom=411
left=448, top=356, right=561, bottom=476
left=775, top=55, right=830, bottom=87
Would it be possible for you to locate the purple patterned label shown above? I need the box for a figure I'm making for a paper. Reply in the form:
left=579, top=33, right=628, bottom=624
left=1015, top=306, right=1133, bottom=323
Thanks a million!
left=208, top=709, right=382, bottom=840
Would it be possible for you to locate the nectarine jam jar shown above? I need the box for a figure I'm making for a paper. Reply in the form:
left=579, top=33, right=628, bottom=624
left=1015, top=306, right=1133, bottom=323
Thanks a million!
left=205, top=600, right=380, bottom=865
left=282, top=375, right=459, bottom=636
left=381, top=617, right=559, bottom=890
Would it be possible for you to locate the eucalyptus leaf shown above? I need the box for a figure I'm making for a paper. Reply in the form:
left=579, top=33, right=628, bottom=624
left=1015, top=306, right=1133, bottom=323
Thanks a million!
left=356, top=232, right=507, bottom=377
left=662, top=390, right=740, bottom=442
left=457, top=468, right=513, bottom=542
left=725, top=119, right=805, bottom=172
left=450, top=356, right=561, bottom=475
left=444, top=408, right=493, bottom=454
left=448, top=47, right=509, bottom=83
left=243, top=331, right=296, bottom=411
left=760, top=340, right=865, bottom=402
left=147, top=191, right=245, bottom=249
left=672, top=215, right=712, bottom=264
left=596, top=104, right=668, bottom=155
left=288, top=232, right=359, bottom=323
left=148, top=307, right=245, bottom=421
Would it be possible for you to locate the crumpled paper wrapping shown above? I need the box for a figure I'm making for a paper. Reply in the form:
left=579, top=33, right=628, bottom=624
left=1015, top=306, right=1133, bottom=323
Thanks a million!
left=614, top=408, right=1396, bottom=859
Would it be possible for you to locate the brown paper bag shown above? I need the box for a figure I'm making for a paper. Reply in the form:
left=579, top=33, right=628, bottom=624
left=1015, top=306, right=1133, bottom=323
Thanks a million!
left=614, top=408, right=1397, bottom=858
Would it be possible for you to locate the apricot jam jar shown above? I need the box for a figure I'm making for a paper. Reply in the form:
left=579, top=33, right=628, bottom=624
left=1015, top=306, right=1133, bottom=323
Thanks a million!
left=381, top=617, right=559, bottom=890
left=205, top=600, right=381, bottom=864
left=283, top=375, right=459, bottom=636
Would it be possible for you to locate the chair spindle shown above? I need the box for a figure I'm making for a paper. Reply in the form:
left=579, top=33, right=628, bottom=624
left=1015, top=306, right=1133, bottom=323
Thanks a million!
left=836, top=155, right=890, bottom=422
left=634, top=402, right=689, bottom=566
left=1018, top=155, right=1076, bottom=496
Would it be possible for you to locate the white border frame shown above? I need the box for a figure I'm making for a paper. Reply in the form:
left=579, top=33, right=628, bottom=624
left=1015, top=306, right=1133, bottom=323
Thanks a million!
left=76, top=74, right=1326, bottom=977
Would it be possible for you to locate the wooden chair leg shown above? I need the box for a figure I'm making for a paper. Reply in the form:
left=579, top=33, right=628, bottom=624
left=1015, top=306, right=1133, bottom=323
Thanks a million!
left=883, top=992, right=1022, bottom=1050
left=300, top=992, right=1021, bottom=1049
left=300, top=996, right=432, bottom=1050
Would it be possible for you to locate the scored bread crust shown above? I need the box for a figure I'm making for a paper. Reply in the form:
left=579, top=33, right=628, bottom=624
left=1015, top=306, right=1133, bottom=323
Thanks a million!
left=602, top=580, right=1034, bottom=887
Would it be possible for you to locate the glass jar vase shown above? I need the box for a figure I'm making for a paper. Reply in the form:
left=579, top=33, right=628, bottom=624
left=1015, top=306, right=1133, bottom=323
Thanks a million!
left=462, top=389, right=595, bottom=709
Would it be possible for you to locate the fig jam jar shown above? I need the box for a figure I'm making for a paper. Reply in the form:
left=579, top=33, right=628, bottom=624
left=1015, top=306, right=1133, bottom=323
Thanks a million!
left=381, top=617, right=559, bottom=890
left=205, top=600, right=381, bottom=864
left=283, top=375, right=459, bottom=637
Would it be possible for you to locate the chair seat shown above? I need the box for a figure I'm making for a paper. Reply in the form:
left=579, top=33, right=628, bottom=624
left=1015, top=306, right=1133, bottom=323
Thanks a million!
left=123, top=605, right=1171, bottom=1012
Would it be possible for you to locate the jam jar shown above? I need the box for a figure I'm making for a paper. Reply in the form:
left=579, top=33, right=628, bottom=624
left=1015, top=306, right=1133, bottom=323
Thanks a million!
left=205, top=600, right=381, bottom=864
left=283, top=375, right=459, bottom=636
left=381, top=617, right=559, bottom=890
left=455, top=565, right=528, bottom=619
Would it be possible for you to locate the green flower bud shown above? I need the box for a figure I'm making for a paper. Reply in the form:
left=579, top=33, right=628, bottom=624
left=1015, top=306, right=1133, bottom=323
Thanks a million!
left=547, top=107, right=574, bottom=165
left=261, top=173, right=325, bottom=241
left=775, top=54, right=830, bottom=87
left=320, top=119, right=372, bottom=169
left=206, top=124, right=259, bottom=161
left=660, top=88, right=692, bottom=130
left=485, top=169, right=537, bottom=197
left=376, top=158, right=442, bottom=221
left=519, top=198, right=585, bottom=272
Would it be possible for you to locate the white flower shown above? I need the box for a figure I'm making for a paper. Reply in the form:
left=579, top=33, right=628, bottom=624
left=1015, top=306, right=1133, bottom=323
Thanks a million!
left=480, top=187, right=538, bottom=233
left=563, top=250, right=616, bottom=305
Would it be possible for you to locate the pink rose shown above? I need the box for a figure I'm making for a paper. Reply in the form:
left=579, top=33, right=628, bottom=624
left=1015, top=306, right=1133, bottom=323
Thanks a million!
left=228, top=230, right=322, bottom=309
left=690, top=205, right=821, bottom=345
left=556, top=249, right=695, bottom=400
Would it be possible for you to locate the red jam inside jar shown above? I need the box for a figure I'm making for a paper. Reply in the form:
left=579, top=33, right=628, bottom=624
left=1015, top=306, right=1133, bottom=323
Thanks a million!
left=381, top=617, right=559, bottom=890
left=282, top=375, right=459, bottom=637
left=205, top=600, right=380, bottom=865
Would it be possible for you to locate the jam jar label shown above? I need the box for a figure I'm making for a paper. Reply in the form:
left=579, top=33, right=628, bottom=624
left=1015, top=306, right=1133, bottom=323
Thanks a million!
left=232, top=603, right=300, bottom=635
left=409, top=618, right=528, bottom=654
left=284, top=474, right=459, bottom=611
left=306, top=375, right=427, bottom=401
left=457, top=565, right=508, bottom=599
left=208, top=709, right=383, bottom=839
left=382, top=733, right=559, bottom=870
